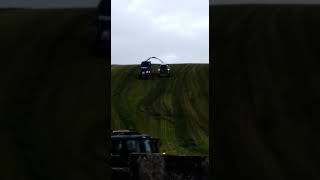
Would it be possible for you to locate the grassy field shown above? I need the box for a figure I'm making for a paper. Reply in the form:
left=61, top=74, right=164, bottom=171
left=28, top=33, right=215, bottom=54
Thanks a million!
left=212, top=5, right=320, bottom=180
left=111, top=64, right=209, bottom=155
left=0, top=9, right=108, bottom=180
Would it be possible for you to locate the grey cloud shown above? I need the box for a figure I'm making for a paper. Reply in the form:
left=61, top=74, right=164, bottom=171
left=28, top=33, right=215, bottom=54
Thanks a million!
left=0, top=0, right=208, bottom=64
left=112, top=0, right=208, bottom=64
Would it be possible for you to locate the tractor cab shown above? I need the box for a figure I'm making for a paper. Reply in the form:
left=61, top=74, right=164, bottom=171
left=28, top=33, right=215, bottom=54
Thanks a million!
left=139, top=60, right=152, bottom=79
left=111, top=130, right=160, bottom=167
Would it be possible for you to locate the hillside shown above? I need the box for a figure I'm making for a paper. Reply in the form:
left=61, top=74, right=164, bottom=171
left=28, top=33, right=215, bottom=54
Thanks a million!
left=111, top=64, right=209, bottom=155
left=212, top=5, right=320, bottom=180
left=0, top=9, right=108, bottom=180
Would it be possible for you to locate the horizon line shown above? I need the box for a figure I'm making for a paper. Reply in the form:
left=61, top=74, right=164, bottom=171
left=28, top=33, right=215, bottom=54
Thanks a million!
left=111, top=62, right=209, bottom=65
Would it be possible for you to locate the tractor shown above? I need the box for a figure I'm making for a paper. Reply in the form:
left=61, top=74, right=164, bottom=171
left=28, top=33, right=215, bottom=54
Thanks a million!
left=158, top=64, right=170, bottom=77
left=111, top=129, right=160, bottom=167
left=139, top=60, right=152, bottom=79
left=139, top=57, right=170, bottom=79
left=111, top=129, right=160, bottom=179
left=110, top=129, right=209, bottom=180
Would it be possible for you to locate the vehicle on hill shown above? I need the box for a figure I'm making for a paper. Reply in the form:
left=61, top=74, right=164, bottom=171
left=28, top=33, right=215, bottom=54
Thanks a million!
left=139, top=57, right=171, bottom=79
left=158, top=64, right=170, bottom=77
left=139, top=60, right=152, bottom=79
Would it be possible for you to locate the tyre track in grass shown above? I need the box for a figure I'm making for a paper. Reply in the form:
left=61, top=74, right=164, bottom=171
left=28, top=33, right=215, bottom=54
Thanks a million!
left=111, top=64, right=209, bottom=155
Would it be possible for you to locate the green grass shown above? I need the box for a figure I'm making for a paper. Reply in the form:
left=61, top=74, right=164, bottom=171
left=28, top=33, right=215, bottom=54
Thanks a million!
left=111, top=64, right=209, bottom=155
left=0, top=9, right=108, bottom=180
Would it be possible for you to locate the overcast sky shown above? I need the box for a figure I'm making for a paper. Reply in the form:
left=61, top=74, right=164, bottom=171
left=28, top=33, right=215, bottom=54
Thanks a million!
left=111, top=0, right=209, bottom=64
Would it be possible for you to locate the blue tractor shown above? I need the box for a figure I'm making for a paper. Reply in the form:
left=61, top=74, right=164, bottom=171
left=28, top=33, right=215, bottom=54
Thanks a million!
left=139, top=60, right=152, bottom=79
